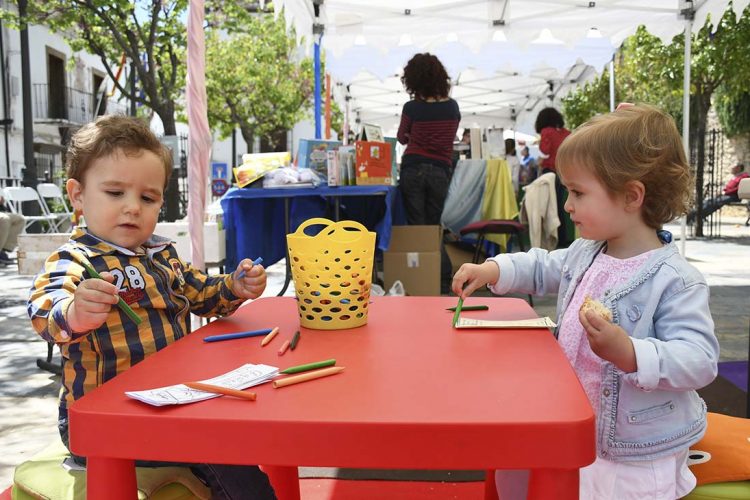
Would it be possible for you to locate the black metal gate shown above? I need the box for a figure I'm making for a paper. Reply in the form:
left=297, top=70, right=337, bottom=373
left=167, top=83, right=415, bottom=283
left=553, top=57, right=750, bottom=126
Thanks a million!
left=690, top=128, right=727, bottom=238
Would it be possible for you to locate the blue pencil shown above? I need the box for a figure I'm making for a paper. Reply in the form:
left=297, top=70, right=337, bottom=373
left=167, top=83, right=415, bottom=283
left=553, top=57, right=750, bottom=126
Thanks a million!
left=237, top=256, right=264, bottom=280
left=203, top=328, right=273, bottom=343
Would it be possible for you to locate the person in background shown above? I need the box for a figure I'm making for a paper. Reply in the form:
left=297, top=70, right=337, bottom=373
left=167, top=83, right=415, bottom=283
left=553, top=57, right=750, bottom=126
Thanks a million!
left=0, top=193, right=25, bottom=266
left=27, top=115, right=276, bottom=499
left=504, top=138, right=521, bottom=194
left=687, top=162, right=749, bottom=223
left=397, top=52, right=461, bottom=294
left=453, top=105, right=717, bottom=500
left=535, top=107, right=572, bottom=247
left=518, top=146, right=539, bottom=187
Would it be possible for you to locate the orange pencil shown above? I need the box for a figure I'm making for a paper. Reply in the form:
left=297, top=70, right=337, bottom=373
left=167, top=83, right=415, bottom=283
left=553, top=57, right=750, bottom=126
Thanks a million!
left=273, top=366, right=345, bottom=388
left=261, top=326, right=280, bottom=347
left=183, top=382, right=257, bottom=401
left=277, top=339, right=291, bottom=356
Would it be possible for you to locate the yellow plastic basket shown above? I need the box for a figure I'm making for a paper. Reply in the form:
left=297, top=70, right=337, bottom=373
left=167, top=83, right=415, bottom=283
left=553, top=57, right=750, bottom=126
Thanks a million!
left=287, top=218, right=376, bottom=330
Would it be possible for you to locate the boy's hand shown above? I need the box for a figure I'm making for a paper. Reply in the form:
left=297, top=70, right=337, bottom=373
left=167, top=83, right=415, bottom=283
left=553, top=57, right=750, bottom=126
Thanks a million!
left=232, top=259, right=266, bottom=299
left=68, top=272, right=119, bottom=333
left=579, top=310, right=637, bottom=373
left=451, top=261, right=500, bottom=299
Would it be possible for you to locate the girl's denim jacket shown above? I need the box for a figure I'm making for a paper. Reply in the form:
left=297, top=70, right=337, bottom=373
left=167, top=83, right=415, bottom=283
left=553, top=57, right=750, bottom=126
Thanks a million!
left=489, top=237, right=719, bottom=461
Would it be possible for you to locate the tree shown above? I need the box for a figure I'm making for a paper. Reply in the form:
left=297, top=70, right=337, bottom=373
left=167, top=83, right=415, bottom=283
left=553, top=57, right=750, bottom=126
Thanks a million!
left=562, top=8, right=750, bottom=236
left=204, top=13, right=313, bottom=152
left=2, top=0, right=189, bottom=219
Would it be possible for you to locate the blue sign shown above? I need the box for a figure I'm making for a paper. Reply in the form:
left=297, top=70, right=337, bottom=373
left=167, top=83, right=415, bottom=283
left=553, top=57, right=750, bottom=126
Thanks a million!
left=211, top=162, right=228, bottom=180
left=211, top=179, right=229, bottom=197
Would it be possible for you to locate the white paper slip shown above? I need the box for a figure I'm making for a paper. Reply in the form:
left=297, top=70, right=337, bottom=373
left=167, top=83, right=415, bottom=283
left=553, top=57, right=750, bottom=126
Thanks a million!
left=125, top=363, right=278, bottom=407
left=455, top=317, right=557, bottom=329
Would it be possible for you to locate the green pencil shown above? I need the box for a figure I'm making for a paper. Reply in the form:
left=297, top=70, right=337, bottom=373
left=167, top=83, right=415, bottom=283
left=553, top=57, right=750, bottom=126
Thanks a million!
left=446, top=305, right=488, bottom=312
left=452, top=297, right=464, bottom=327
left=280, top=359, right=336, bottom=375
left=79, top=260, right=142, bottom=325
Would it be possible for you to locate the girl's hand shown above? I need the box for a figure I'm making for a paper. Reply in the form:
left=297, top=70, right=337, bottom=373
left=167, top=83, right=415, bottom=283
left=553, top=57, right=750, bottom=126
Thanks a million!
left=451, top=261, right=500, bottom=299
left=68, top=272, right=119, bottom=333
left=579, top=310, right=637, bottom=373
left=232, top=259, right=267, bottom=299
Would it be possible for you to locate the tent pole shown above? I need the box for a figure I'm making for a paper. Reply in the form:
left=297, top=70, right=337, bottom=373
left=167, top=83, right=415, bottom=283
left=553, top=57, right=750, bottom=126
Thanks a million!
left=680, top=15, right=692, bottom=256
left=314, top=36, right=322, bottom=139
left=609, top=57, right=615, bottom=112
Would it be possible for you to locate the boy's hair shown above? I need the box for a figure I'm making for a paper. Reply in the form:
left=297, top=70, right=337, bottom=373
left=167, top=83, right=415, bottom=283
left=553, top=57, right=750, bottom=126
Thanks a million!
left=66, top=115, right=173, bottom=190
left=556, top=104, right=692, bottom=229
left=534, top=107, right=565, bottom=133
left=401, top=53, right=451, bottom=100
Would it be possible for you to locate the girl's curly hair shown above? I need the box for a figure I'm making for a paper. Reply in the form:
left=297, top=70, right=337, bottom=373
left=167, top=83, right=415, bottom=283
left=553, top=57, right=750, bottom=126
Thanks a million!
left=556, top=104, right=693, bottom=229
left=401, top=53, right=451, bottom=100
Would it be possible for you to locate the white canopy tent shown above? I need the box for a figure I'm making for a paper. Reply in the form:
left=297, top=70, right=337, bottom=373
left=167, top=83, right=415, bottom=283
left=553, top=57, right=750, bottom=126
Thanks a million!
left=270, top=0, right=748, bottom=254
left=278, top=0, right=748, bottom=135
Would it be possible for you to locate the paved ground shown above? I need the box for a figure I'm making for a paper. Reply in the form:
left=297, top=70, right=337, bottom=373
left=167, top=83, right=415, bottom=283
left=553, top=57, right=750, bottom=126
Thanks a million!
left=1, top=216, right=748, bottom=491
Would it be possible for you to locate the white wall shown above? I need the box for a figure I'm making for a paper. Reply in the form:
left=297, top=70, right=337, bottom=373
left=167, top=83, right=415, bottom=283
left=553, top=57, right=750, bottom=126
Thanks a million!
left=0, top=15, right=110, bottom=180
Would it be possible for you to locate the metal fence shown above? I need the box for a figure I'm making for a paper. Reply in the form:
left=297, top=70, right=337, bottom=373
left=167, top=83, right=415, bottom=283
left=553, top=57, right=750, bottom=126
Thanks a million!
left=32, top=83, right=128, bottom=125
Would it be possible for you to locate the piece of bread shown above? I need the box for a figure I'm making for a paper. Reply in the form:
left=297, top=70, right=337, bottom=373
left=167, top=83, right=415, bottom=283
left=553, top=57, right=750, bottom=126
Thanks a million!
left=580, top=296, right=612, bottom=322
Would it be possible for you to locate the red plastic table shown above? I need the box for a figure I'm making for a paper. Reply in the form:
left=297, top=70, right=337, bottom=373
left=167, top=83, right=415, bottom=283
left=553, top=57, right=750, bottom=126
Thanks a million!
left=69, top=296, right=595, bottom=500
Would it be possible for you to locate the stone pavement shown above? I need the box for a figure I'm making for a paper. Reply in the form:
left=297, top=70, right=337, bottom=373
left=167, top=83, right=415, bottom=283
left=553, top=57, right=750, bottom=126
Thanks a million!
left=1, top=217, right=748, bottom=491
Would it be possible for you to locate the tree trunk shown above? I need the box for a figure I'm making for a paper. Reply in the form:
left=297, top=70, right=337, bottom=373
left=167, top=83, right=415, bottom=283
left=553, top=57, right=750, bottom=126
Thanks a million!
left=155, top=103, right=181, bottom=222
left=240, top=126, right=254, bottom=154
left=693, top=94, right=712, bottom=237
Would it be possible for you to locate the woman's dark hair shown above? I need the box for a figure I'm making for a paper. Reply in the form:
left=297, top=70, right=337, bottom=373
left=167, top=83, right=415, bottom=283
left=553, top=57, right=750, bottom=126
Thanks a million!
left=505, top=138, right=516, bottom=155
left=401, top=53, right=451, bottom=100
left=534, top=107, right=565, bottom=133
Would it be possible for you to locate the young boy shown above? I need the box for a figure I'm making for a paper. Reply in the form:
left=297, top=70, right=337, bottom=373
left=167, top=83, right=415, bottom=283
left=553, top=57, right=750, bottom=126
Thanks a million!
left=27, top=115, right=276, bottom=499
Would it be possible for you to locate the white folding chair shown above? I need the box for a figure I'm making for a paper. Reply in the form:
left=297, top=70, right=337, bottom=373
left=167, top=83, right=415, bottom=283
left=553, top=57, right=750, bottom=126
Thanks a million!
left=2, top=186, right=60, bottom=233
left=36, top=183, right=73, bottom=232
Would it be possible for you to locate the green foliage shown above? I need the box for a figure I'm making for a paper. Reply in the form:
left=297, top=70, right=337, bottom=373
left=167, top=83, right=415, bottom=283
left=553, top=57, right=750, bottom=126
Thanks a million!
left=2, top=0, right=189, bottom=134
left=715, top=90, right=750, bottom=137
left=204, top=12, right=313, bottom=148
left=561, top=7, right=750, bottom=136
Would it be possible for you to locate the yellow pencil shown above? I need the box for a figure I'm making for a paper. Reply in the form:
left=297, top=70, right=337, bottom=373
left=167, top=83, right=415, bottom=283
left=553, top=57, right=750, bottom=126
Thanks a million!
left=273, top=366, right=345, bottom=388
left=261, top=326, right=280, bottom=347
left=183, top=382, right=257, bottom=401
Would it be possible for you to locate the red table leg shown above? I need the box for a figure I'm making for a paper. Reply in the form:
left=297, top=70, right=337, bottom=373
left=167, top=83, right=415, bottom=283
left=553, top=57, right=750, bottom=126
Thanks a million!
left=261, top=465, right=300, bottom=500
left=483, top=469, right=499, bottom=500
left=527, top=468, right=579, bottom=500
left=86, top=457, right=136, bottom=500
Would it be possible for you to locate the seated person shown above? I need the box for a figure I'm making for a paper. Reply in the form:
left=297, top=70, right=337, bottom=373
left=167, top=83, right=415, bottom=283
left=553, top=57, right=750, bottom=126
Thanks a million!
left=27, top=115, right=276, bottom=499
left=688, top=163, right=749, bottom=223
left=0, top=193, right=25, bottom=265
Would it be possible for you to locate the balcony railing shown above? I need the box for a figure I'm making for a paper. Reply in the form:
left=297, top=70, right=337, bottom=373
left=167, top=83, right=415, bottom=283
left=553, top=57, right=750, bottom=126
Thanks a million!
left=33, top=83, right=128, bottom=125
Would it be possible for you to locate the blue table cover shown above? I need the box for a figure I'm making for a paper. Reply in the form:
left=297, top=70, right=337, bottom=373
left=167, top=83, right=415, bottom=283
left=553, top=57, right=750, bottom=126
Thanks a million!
left=220, top=185, right=406, bottom=269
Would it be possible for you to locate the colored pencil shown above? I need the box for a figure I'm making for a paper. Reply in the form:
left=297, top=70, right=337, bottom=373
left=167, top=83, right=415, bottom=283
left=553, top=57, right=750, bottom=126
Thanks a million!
left=273, top=366, right=345, bottom=388
left=203, top=328, right=272, bottom=343
left=277, top=339, right=291, bottom=356
left=183, top=382, right=256, bottom=401
left=446, top=305, right=488, bottom=312
left=79, top=260, right=142, bottom=325
left=260, top=327, right=280, bottom=347
left=280, top=359, right=336, bottom=375
left=452, top=297, right=464, bottom=327
left=237, top=256, right=264, bottom=280
left=289, top=330, right=301, bottom=350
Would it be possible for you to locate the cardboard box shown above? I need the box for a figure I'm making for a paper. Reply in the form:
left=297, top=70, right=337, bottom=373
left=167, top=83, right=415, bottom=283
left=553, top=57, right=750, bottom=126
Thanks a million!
left=383, top=225, right=441, bottom=296
left=355, top=140, right=392, bottom=185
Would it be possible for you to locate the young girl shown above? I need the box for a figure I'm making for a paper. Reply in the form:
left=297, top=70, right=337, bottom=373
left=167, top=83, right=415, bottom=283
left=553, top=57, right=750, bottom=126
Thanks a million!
left=452, top=105, right=719, bottom=500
